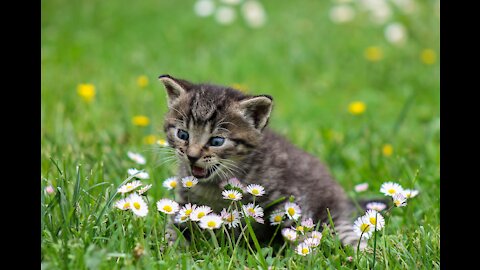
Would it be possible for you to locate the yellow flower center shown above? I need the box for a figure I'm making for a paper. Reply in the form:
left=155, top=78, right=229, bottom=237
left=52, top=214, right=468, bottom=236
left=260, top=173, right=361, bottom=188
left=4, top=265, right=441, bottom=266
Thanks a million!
left=248, top=208, right=255, bottom=214
left=226, top=215, right=235, bottom=222
left=186, top=181, right=193, bottom=187
left=394, top=200, right=401, bottom=206
left=288, top=207, right=295, bottom=217
left=133, top=202, right=141, bottom=210
left=123, top=202, right=130, bottom=209
left=163, top=205, right=172, bottom=212
left=181, top=216, right=187, bottom=221
left=369, top=217, right=376, bottom=225
left=185, top=209, right=192, bottom=215
left=170, top=181, right=177, bottom=188
left=274, top=215, right=282, bottom=222
left=348, top=101, right=366, bottom=115
left=198, top=212, right=205, bottom=219
left=207, top=221, right=216, bottom=228
left=360, top=223, right=370, bottom=233
left=302, top=247, right=309, bottom=255
left=297, top=226, right=304, bottom=232
left=126, top=185, right=133, bottom=190
left=252, top=189, right=259, bottom=195
left=388, top=189, right=396, bottom=195
left=228, top=193, right=236, bottom=199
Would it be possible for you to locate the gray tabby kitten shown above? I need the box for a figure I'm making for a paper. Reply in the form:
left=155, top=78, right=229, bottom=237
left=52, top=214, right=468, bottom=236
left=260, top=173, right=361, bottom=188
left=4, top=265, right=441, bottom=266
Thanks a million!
left=158, top=74, right=362, bottom=248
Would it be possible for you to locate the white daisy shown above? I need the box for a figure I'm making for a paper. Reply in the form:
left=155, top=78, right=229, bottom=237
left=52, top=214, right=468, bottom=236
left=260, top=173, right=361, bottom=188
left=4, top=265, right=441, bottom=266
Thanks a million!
left=190, top=205, right=213, bottom=221
left=194, top=0, right=215, bottom=17
left=353, top=216, right=373, bottom=239
left=163, top=177, right=178, bottom=190
left=281, top=228, right=297, bottom=241
left=242, top=203, right=264, bottom=218
left=403, top=189, right=419, bottom=199
left=222, top=189, right=243, bottom=201
left=127, top=151, right=146, bottom=165
left=114, top=198, right=131, bottom=210
left=366, top=202, right=387, bottom=211
left=215, top=6, right=236, bottom=25
left=220, top=208, right=241, bottom=229
left=241, top=0, right=267, bottom=28
left=176, top=203, right=197, bottom=223
left=354, top=183, right=369, bottom=192
left=117, top=180, right=142, bottom=194
left=295, top=243, right=311, bottom=256
left=246, top=184, right=265, bottom=197
left=285, top=202, right=301, bottom=220
left=199, top=214, right=223, bottom=230
left=137, top=184, right=152, bottom=195
left=304, top=237, right=320, bottom=248
left=384, top=22, right=407, bottom=46
left=181, top=176, right=198, bottom=188
left=269, top=209, right=285, bottom=226
left=301, top=218, right=315, bottom=230
left=310, top=231, right=322, bottom=241
left=156, top=198, right=180, bottom=215
left=364, top=210, right=385, bottom=231
left=380, top=182, right=404, bottom=197
left=220, top=177, right=245, bottom=192
left=128, top=193, right=149, bottom=217
left=221, top=0, right=242, bottom=5
left=293, top=225, right=305, bottom=234
left=128, top=168, right=150, bottom=179
left=392, top=193, right=407, bottom=207
left=329, top=4, right=355, bottom=24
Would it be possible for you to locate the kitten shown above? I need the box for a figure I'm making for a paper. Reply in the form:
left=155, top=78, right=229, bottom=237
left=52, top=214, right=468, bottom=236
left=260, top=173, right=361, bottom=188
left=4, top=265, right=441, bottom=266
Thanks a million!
left=158, top=74, right=363, bottom=248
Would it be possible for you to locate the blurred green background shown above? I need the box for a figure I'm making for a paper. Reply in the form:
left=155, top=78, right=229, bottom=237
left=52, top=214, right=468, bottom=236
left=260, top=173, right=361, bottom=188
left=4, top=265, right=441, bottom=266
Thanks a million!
left=41, top=0, right=439, bottom=267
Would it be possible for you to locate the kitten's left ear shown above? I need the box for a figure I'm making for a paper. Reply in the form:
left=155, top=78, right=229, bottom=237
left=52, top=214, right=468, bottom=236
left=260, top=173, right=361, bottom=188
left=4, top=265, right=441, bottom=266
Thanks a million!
left=158, top=74, right=191, bottom=108
left=238, top=95, right=273, bottom=131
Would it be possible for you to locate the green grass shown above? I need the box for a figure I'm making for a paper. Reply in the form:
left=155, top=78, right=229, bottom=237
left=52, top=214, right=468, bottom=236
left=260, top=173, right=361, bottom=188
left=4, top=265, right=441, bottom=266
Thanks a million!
left=41, top=0, right=439, bottom=269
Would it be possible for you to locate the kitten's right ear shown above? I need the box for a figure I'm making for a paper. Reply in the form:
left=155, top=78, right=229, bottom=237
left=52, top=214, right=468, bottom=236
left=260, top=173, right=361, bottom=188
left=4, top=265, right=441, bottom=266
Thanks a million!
left=158, top=74, right=190, bottom=107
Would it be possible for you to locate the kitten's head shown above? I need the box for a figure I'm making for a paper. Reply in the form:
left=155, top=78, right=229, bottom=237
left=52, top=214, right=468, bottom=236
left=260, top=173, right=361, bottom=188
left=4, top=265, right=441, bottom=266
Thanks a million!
left=158, top=74, right=273, bottom=180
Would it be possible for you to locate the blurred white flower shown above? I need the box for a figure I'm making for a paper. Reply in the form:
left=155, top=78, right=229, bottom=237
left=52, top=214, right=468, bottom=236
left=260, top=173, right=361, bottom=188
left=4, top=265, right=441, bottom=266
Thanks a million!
left=194, top=0, right=216, bottom=17
left=384, top=22, right=407, bottom=46
left=391, top=0, right=417, bottom=14
left=295, top=243, right=311, bottom=256
left=128, top=168, right=149, bottom=179
left=353, top=215, right=373, bottom=239
left=215, top=6, right=236, bottom=25
left=162, top=177, right=178, bottom=190
left=45, top=185, right=55, bottom=195
left=304, top=237, right=320, bottom=247
left=281, top=228, right=297, bottom=241
left=181, top=176, right=198, bottom=188
left=127, top=151, right=146, bottom=165
left=329, top=4, right=355, bottom=24
left=137, top=184, right=152, bottom=195
left=366, top=201, right=387, bottom=211
left=221, top=0, right=242, bottom=5
left=403, top=189, right=419, bottom=198
left=359, top=0, right=391, bottom=25
left=241, top=0, right=267, bottom=28
left=246, top=184, right=265, bottom=196
left=190, top=205, right=213, bottom=221
left=118, top=180, right=142, bottom=194
left=220, top=208, right=241, bottom=228
left=354, top=183, right=369, bottom=192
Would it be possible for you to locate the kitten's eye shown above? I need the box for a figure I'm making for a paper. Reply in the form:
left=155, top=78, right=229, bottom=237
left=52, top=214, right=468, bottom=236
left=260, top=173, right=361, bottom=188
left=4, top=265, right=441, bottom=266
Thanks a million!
left=177, top=129, right=189, bottom=141
left=209, top=137, right=225, bottom=147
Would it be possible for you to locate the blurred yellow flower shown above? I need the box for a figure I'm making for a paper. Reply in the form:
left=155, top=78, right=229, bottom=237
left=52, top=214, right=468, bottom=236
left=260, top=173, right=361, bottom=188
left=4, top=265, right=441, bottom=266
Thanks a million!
left=230, top=83, right=249, bottom=93
left=420, top=49, right=436, bottom=65
left=382, top=144, right=394, bottom=157
left=348, top=101, right=366, bottom=115
left=132, top=115, right=150, bottom=127
left=143, top=135, right=156, bottom=144
left=364, top=46, right=383, bottom=62
left=77, top=83, right=96, bottom=103
left=137, top=75, right=149, bottom=88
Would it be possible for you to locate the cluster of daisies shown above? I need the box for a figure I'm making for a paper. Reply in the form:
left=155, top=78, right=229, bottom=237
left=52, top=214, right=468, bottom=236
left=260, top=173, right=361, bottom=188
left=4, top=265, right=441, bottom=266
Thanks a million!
left=353, top=181, right=419, bottom=240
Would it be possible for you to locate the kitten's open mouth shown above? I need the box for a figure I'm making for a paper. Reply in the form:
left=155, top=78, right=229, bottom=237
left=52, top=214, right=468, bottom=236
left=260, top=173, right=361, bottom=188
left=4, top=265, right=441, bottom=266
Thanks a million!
left=191, top=165, right=218, bottom=179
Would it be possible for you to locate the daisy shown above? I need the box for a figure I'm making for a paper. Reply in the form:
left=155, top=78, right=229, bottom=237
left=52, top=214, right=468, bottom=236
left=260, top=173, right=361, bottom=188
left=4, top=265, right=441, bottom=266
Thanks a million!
left=392, top=193, right=407, bottom=207
left=364, top=210, right=385, bottom=231
left=194, top=0, right=215, bottom=17
left=403, top=189, right=419, bottom=199
left=156, top=139, right=169, bottom=147
left=304, top=237, right=320, bottom=248
left=137, top=184, right=152, bottom=195
left=220, top=177, right=245, bottom=192
left=301, top=218, right=315, bottom=230
left=281, top=228, right=297, bottom=241
left=295, top=243, right=311, bottom=256
left=380, top=182, right=404, bottom=197
left=117, top=180, right=142, bottom=194
left=285, top=202, right=301, bottom=220
left=77, top=83, right=95, bottom=103
left=114, top=198, right=131, bottom=210
left=310, top=231, right=322, bottom=241
left=128, top=193, right=149, bottom=217
left=222, top=189, right=243, bottom=201
left=329, top=4, right=355, bottom=24
left=246, top=184, right=265, bottom=197
left=293, top=225, right=305, bottom=234
left=353, top=216, right=373, bottom=239
left=176, top=203, right=197, bottom=223
left=215, top=6, right=236, bottom=25
left=128, top=168, right=149, bottom=179
left=241, top=0, right=267, bottom=28
left=127, top=151, right=146, bottom=165
left=354, top=183, right=369, bottom=192
left=220, top=208, right=241, bottom=229
left=366, top=202, right=387, bottom=211
left=190, top=205, right=213, bottom=221
left=45, top=185, right=55, bottom=195
left=269, top=209, right=285, bottom=226
left=163, top=177, right=178, bottom=190
left=242, top=203, right=264, bottom=218
left=181, top=176, right=198, bottom=188
left=199, top=214, right=223, bottom=230
left=156, top=198, right=180, bottom=215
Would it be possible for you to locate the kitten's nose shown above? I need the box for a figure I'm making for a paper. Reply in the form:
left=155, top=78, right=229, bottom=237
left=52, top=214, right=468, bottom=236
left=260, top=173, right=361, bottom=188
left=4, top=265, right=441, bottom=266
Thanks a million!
left=187, top=155, right=200, bottom=164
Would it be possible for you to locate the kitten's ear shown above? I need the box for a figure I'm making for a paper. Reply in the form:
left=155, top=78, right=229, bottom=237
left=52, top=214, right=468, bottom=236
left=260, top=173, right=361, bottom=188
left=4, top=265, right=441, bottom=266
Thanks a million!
left=238, top=95, right=273, bottom=130
left=158, top=74, right=191, bottom=107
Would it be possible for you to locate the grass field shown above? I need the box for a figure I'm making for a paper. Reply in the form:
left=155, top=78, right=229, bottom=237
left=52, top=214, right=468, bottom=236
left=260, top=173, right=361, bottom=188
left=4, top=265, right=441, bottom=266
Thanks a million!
left=41, top=0, right=440, bottom=269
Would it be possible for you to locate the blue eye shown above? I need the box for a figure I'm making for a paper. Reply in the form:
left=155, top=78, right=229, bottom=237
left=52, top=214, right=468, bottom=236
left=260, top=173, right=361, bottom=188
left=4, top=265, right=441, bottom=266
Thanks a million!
left=210, top=137, right=225, bottom=147
left=177, top=129, right=189, bottom=141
